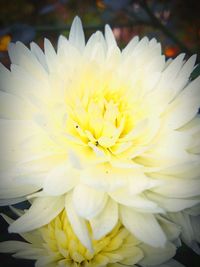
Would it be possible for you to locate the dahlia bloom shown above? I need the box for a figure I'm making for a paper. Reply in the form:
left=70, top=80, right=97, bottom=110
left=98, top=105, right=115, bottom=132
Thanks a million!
left=0, top=208, right=183, bottom=267
left=0, top=17, right=200, bottom=250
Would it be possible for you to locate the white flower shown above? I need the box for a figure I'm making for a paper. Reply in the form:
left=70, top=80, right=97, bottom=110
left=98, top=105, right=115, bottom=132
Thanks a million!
left=0, top=16, right=200, bottom=250
left=0, top=208, right=183, bottom=267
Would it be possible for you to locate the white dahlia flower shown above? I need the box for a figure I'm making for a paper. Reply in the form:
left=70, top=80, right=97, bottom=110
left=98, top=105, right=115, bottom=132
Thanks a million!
left=0, top=16, right=200, bottom=250
left=0, top=208, right=184, bottom=267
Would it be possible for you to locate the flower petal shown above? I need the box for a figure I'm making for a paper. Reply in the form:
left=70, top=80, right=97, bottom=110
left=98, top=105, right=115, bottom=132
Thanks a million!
left=90, top=198, right=118, bottom=240
left=120, top=206, right=166, bottom=247
left=0, top=241, right=35, bottom=253
left=146, top=191, right=200, bottom=212
left=105, top=25, right=117, bottom=49
left=43, top=163, right=79, bottom=196
left=139, top=242, right=176, bottom=266
left=152, top=179, right=200, bottom=198
left=152, top=259, right=185, bottom=267
left=9, top=196, right=64, bottom=233
left=69, top=16, right=85, bottom=51
left=65, top=193, right=93, bottom=252
left=72, top=184, right=108, bottom=219
left=110, top=190, right=163, bottom=213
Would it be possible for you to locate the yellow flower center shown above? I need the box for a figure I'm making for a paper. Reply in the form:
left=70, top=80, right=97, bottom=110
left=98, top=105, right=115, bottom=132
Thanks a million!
left=40, top=210, right=143, bottom=267
left=64, top=66, right=148, bottom=161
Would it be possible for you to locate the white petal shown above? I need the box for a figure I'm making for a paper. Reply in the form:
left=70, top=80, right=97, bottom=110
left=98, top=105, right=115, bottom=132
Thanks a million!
left=85, top=31, right=106, bottom=57
left=90, top=198, right=118, bottom=240
left=122, top=36, right=139, bottom=57
left=65, top=193, right=93, bottom=252
left=152, top=179, right=200, bottom=198
left=72, top=184, right=108, bottom=219
left=13, top=248, right=44, bottom=260
left=105, top=24, right=117, bottom=49
left=157, top=54, right=185, bottom=92
left=110, top=190, right=163, bottom=213
left=0, top=241, right=33, bottom=253
left=0, top=196, right=26, bottom=206
left=69, top=16, right=85, bottom=51
left=8, top=42, right=48, bottom=81
left=172, top=55, right=197, bottom=97
left=167, top=212, right=195, bottom=246
left=139, top=242, right=176, bottom=266
left=164, top=76, right=200, bottom=129
left=30, top=42, right=49, bottom=71
left=0, top=91, right=35, bottom=119
left=43, top=163, right=79, bottom=196
left=9, top=196, right=64, bottom=233
left=146, top=191, right=200, bottom=212
left=0, top=184, right=40, bottom=199
left=80, top=165, right=126, bottom=192
left=120, top=206, right=166, bottom=247
left=157, top=215, right=181, bottom=241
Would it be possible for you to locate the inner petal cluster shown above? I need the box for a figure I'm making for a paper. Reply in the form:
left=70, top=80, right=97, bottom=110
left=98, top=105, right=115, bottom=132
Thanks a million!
left=64, top=79, right=149, bottom=161
left=40, top=210, right=142, bottom=267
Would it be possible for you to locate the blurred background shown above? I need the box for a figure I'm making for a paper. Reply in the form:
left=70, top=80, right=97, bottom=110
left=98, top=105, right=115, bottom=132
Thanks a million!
left=0, top=0, right=200, bottom=266
left=0, top=0, right=200, bottom=68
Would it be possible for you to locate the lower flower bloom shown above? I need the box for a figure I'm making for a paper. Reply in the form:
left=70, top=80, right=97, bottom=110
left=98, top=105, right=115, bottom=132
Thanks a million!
left=0, top=208, right=183, bottom=267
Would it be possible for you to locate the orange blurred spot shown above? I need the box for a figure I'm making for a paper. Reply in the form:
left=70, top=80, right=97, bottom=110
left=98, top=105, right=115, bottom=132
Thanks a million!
left=0, top=35, right=11, bottom=51
left=165, top=46, right=179, bottom=57
left=96, top=0, right=106, bottom=9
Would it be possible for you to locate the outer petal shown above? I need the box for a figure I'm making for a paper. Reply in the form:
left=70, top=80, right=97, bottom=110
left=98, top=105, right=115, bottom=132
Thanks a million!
left=152, top=179, right=200, bottom=198
left=105, top=25, right=117, bottom=49
left=139, top=242, right=176, bottom=266
left=146, top=191, right=200, bottom=212
left=167, top=212, right=196, bottom=248
left=163, top=76, right=200, bottom=130
left=65, top=193, right=92, bottom=252
left=43, top=163, right=79, bottom=196
left=90, top=198, right=118, bottom=240
left=156, top=215, right=181, bottom=241
left=110, top=190, right=163, bottom=213
left=9, top=196, right=65, bottom=233
left=72, top=184, right=108, bottom=219
left=69, top=16, right=85, bottom=51
left=150, top=259, right=185, bottom=267
left=120, top=206, right=166, bottom=247
left=0, top=241, right=37, bottom=253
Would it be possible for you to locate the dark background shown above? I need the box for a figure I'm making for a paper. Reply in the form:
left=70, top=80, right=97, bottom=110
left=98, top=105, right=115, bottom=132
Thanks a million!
left=0, top=0, right=200, bottom=266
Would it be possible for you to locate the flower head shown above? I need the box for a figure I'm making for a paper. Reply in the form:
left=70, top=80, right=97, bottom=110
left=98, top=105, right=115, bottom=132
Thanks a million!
left=0, top=209, right=181, bottom=267
left=0, top=16, right=200, bottom=250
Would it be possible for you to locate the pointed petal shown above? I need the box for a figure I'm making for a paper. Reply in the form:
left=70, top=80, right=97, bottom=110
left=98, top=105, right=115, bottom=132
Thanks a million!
left=90, top=198, right=118, bottom=240
left=0, top=241, right=33, bottom=253
left=65, top=193, right=93, bottom=252
left=72, top=184, right=108, bottom=219
left=164, top=76, right=200, bottom=129
left=9, top=196, right=64, bottom=233
left=44, top=38, right=57, bottom=72
left=120, top=206, right=166, bottom=247
left=30, top=42, right=49, bottom=71
left=69, top=16, right=85, bottom=51
left=105, top=25, right=117, bottom=49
